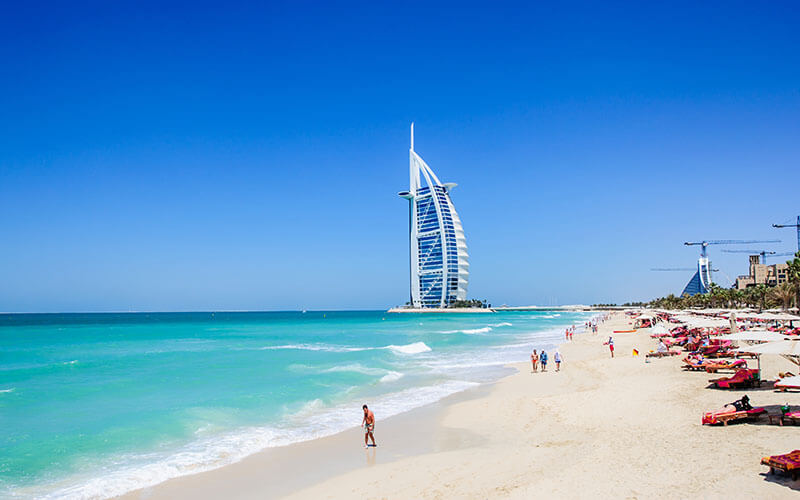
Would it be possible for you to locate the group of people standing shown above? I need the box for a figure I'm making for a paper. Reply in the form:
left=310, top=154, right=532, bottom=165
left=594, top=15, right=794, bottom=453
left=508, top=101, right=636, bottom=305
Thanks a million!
left=564, top=325, right=576, bottom=341
left=530, top=348, right=562, bottom=372
left=585, top=319, right=600, bottom=335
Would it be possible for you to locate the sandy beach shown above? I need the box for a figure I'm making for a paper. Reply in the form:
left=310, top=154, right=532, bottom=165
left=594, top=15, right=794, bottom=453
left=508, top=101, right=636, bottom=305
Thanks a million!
left=124, top=313, right=799, bottom=499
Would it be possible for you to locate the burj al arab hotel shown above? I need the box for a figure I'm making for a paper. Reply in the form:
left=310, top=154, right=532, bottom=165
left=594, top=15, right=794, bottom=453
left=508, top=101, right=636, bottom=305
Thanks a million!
left=398, top=125, right=469, bottom=308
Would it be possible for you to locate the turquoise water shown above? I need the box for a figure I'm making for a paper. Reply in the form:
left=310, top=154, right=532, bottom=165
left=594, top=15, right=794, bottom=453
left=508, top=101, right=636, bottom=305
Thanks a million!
left=0, top=310, right=594, bottom=498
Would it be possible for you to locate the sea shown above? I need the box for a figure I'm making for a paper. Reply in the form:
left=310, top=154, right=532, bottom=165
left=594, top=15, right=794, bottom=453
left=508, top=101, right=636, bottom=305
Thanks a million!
left=0, top=309, right=596, bottom=499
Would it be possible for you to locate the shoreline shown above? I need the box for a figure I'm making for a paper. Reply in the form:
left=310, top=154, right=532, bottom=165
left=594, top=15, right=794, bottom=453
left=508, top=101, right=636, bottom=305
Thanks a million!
left=119, top=316, right=586, bottom=499
left=125, top=312, right=799, bottom=499
left=121, top=317, right=585, bottom=499
left=120, top=382, right=497, bottom=500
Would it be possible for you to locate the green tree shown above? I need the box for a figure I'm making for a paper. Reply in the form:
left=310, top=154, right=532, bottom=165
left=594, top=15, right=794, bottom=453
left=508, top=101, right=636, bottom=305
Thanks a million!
left=750, top=284, right=770, bottom=311
left=786, top=251, right=800, bottom=310
left=770, top=282, right=795, bottom=310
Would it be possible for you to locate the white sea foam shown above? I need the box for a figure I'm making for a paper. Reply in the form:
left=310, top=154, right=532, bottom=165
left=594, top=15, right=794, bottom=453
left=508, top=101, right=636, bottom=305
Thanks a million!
left=0, top=388, right=14, bottom=394
left=463, top=327, right=492, bottom=334
left=440, top=326, right=492, bottom=334
left=41, top=380, right=477, bottom=500
left=263, top=342, right=432, bottom=355
left=63, top=360, right=79, bottom=365
left=488, top=342, right=535, bottom=349
left=424, top=360, right=512, bottom=370
left=321, top=364, right=387, bottom=376
left=385, top=342, right=431, bottom=354
left=289, top=364, right=403, bottom=383
left=490, top=322, right=513, bottom=327
left=379, top=371, right=404, bottom=383
left=258, top=344, right=370, bottom=353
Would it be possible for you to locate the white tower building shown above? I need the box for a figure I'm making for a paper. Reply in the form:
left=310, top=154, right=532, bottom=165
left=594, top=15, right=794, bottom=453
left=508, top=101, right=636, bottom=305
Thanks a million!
left=398, top=125, right=469, bottom=307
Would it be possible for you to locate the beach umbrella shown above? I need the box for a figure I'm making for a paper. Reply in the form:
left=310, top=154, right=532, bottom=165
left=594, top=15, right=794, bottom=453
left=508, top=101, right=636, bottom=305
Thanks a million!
left=775, top=375, right=800, bottom=388
left=650, top=324, right=670, bottom=335
left=672, top=316, right=730, bottom=329
left=717, top=331, right=791, bottom=343
left=746, top=339, right=800, bottom=367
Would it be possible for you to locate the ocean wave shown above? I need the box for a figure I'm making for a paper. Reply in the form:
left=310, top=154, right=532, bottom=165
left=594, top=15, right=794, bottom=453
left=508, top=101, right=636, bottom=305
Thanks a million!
left=379, top=371, right=404, bottom=383
left=290, top=364, right=404, bottom=384
left=385, top=342, right=431, bottom=354
left=490, top=322, right=513, bottom=327
left=440, top=326, right=492, bottom=334
left=462, top=327, right=492, bottom=334
left=424, top=360, right=513, bottom=370
left=321, top=364, right=387, bottom=376
left=258, top=344, right=370, bottom=353
left=488, top=342, right=535, bottom=349
left=0, top=388, right=14, bottom=394
left=41, top=380, right=478, bottom=500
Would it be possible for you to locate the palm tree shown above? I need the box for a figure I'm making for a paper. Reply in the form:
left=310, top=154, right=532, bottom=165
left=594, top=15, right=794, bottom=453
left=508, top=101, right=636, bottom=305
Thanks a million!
left=744, top=287, right=760, bottom=309
left=751, top=284, right=770, bottom=311
left=770, top=282, right=795, bottom=310
left=786, top=252, right=800, bottom=310
left=731, top=289, right=745, bottom=309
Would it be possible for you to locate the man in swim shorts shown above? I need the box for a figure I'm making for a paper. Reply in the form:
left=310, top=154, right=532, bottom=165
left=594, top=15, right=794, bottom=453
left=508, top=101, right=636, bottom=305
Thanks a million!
left=362, top=404, right=376, bottom=448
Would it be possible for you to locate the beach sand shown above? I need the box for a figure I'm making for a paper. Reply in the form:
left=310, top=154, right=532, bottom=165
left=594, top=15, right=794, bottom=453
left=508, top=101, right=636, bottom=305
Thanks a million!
left=123, top=313, right=799, bottom=499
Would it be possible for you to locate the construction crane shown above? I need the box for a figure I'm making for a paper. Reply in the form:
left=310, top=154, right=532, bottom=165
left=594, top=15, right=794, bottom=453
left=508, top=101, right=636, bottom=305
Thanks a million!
left=682, top=239, right=780, bottom=295
left=720, top=249, right=795, bottom=265
left=772, top=215, right=800, bottom=253
left=684, top=239, right=781, bottom=258
left=651, top=267, right=718, bottom=272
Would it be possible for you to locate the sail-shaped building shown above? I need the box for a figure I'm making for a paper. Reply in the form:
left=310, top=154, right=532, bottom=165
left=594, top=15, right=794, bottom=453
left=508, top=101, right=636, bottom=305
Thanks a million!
left=681, top=256, right=712, bottom=296
left=398, top=125, right=469, bottom=308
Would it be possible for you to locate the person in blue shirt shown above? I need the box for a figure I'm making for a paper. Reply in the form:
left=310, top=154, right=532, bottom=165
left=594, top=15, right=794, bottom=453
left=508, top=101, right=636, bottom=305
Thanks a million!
left=540, top=350, right=548, bottom=371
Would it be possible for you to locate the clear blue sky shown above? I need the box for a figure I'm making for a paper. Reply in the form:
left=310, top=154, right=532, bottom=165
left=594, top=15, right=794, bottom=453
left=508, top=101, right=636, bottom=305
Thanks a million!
left=2, top=1, right=799, bottom=312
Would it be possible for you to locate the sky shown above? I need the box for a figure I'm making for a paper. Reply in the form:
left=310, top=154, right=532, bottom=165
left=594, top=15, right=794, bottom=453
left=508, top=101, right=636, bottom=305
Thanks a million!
left=1, top=1, right=799, bottom=312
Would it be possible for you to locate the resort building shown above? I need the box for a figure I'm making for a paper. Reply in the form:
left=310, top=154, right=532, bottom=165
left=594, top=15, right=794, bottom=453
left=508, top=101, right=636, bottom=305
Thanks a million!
left=682, top=257, right=712, bottom=296
left=734, top=255, right=790, bottom=290
left=398, top=125, right=469, bottom=308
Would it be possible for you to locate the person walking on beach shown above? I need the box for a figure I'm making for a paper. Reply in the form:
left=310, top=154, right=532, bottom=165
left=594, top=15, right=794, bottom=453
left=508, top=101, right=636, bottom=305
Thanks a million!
left=554, top=349, right=562, bottom=371
left=540, top=350, right=548, bottom=371
left=531, top=349, right=539, bottom=372
left=606, top=336, right=615, bottom=358
left=362, top=404, right=376, bottom=448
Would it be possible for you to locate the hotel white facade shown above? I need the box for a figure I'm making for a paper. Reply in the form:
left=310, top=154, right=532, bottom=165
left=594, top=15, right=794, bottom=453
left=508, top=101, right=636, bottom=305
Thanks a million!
left=398, top=125, right=469, bottom=307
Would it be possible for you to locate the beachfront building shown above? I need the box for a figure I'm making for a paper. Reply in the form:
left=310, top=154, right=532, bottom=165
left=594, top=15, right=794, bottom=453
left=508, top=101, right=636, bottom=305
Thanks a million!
left=682, top=256, right=712, bottom=296
left=398, top=125, right=469, bottom=308
left=734, top=255, right=790, bottom=290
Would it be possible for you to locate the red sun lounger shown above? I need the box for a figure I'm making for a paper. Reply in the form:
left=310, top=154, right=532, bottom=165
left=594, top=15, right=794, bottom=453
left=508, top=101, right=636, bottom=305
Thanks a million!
left=702, top=407, right=765, bottom=426
left=761, top=450, right=800, bottom=480
left=710, top=369, right=760, bottom=389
